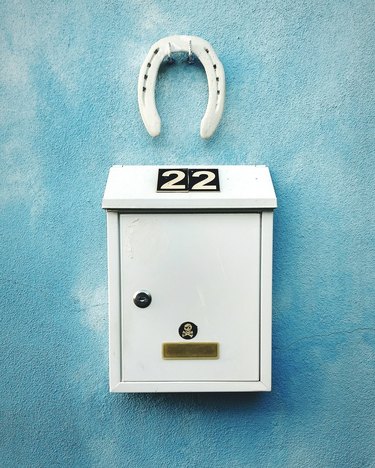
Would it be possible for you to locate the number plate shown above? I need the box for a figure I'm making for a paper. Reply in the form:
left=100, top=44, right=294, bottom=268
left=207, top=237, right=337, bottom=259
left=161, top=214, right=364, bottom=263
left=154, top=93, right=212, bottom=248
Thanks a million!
left=157, top=168, right=188, bottom=192
left=157, top=168, right=220, bottom=192
left=189, top=169, right=220, bottom=191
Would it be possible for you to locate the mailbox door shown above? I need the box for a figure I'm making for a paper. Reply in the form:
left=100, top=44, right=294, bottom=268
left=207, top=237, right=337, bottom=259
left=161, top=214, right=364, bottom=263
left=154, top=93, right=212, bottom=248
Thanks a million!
left=120, top=212, right=261, bottom=382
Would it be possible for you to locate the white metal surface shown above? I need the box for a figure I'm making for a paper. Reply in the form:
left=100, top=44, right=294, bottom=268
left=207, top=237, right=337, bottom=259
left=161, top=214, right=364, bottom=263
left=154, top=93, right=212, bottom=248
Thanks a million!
left=138, top=35, right=225, bottom=139
left=103, top=164, right=276, bottom=392
left=120, top=213, right=260, bottom=382
left=102, top=165, right=277, bottom=210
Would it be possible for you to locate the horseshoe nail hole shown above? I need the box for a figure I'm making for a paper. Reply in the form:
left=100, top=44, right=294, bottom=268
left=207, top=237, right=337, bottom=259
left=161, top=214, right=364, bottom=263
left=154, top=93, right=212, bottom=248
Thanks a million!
left=144, top=75, right=148, bottom=79
left=154, top=48, right=159, bottom=54
left=216, top=77, right=219, bottom=81
left=217, top=90, right=220, bottom=94
left=147, top=63, right=151, bottom=67
left=213, top=64, right=217, bottom=69
left=205, top=48, right=209, bottom=53
left=143, top=87, right=146, bottom=91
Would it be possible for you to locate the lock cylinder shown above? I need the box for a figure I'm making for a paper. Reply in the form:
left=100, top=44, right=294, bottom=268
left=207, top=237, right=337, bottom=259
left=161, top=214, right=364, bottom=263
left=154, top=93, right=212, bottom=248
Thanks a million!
left=133, top=291, right=152, bottom=308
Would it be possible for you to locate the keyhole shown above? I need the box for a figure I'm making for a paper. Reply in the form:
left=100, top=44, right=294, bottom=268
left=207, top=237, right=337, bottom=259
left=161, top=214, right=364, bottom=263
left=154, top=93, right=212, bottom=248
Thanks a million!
left=133, top=291, right=152, bottom=308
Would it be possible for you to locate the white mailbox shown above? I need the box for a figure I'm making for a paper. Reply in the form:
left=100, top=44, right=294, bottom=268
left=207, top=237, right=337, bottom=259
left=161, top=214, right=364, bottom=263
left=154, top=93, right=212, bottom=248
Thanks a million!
left=102, top=165, right=277, bottom=392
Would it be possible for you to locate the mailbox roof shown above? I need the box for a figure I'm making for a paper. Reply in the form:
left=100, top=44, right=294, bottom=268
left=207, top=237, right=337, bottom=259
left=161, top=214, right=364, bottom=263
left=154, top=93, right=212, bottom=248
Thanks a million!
left=102, top=165, right=277, bottom=210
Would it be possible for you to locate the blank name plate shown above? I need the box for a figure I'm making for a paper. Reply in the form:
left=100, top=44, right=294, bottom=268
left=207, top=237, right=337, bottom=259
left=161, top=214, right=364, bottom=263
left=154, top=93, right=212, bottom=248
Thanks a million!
left=163, top=342, right=219, bottom=359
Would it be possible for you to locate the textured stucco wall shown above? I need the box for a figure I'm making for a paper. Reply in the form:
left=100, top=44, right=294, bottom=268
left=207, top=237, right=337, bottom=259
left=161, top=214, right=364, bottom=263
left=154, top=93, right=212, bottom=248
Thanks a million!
left=1, top=0, right=374, bottom=466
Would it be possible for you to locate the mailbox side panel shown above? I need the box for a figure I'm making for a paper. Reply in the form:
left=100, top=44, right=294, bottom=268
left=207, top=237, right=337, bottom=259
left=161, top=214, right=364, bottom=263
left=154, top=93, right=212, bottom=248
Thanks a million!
left=107, top=211, right=122, bottom=391
left=260, top=211, right=273, bottom=390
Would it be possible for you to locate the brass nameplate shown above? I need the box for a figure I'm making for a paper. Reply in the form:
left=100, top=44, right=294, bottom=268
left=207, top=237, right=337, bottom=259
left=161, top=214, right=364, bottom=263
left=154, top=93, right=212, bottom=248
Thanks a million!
left=163, top=342, right=219, bottom=360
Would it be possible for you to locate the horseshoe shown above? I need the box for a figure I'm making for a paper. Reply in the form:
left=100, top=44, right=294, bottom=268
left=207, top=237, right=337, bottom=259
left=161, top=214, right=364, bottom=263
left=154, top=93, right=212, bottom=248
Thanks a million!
left=138, top=35, right=225, bottom=139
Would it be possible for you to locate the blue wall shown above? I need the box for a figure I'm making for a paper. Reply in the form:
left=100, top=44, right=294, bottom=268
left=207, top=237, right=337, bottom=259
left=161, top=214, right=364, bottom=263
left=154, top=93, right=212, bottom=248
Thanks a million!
left=1, top=0, right=374, bottom=466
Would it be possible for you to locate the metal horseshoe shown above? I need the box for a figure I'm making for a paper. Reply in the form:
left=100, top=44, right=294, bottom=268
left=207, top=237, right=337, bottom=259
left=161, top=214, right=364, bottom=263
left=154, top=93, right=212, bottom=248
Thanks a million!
left=138, top=35, right=225, bottom=139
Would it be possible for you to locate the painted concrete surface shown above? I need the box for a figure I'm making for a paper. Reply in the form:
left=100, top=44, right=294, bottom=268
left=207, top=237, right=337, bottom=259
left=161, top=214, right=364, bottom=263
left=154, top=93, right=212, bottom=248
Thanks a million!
left=1, top=0, right=374, bottom=466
